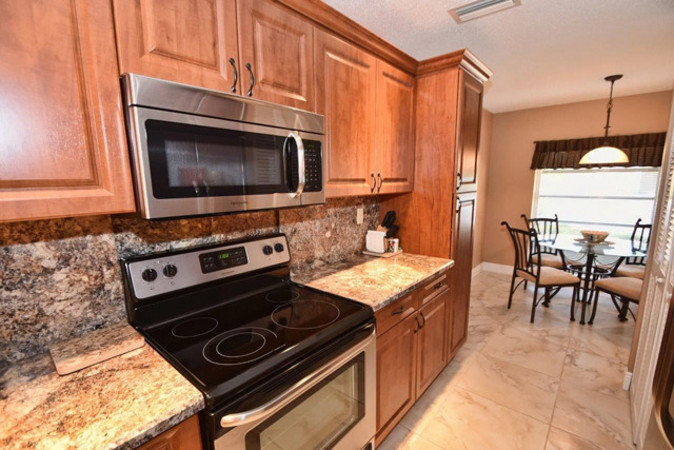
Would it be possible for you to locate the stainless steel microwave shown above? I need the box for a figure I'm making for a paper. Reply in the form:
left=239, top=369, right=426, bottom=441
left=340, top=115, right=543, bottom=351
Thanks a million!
left=121, top=74, right=325, bottom=219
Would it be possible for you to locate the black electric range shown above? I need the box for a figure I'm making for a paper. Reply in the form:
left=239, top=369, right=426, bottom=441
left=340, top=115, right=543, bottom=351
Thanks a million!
left=121, top=233, right=374, bottom=411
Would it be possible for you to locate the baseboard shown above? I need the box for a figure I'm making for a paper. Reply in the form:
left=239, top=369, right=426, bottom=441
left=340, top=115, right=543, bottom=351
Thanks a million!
left=623, top=371, right=633, bottom=391
left=471, top=263, right=484, bottom=278
left=480, top=262, right=512, bottom=275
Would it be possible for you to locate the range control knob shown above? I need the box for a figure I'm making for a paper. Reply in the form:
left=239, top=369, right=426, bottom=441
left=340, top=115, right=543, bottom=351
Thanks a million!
left=274, top=243, right=285, bottom=253
left=263, top=245, right=274, bottom=255
left=141, top=268, right=158, bottom=282
left=163, top=264, right=178, bottom=278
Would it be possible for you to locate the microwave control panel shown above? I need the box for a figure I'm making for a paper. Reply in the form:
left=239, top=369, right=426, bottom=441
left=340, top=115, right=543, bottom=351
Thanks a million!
left=304, top=140, right=322, bottom=193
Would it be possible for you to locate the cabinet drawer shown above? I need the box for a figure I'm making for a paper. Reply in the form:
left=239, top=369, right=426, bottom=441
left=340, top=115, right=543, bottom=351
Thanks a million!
left=417, top=271, right=450, bottom=306
left=376, top=293, right=419, bottom=335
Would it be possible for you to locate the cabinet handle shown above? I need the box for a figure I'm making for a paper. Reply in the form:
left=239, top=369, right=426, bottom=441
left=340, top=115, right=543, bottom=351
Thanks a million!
left=392, top=305, right=404, bottom=315
left=414, top=315, right=421, bottom=333
left=433, top=281, right=445, bottom=290
left=457, top=172, right=462, bottom=191
left=420, top=311, right=426, bottom=329
left=246, top=63, right=255, bottom=97
left=377, top=173, right=383, bottom=193
left=228, top=58, right=238, bottom=93
left=370, top=173, right=376, bottom=193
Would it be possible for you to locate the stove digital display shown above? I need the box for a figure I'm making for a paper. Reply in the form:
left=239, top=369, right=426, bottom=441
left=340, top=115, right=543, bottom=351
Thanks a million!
left=199, top=246, right=248, bottom=273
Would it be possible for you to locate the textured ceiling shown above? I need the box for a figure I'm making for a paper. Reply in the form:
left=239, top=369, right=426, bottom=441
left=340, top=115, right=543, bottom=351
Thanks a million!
left=322, top=0, right=674, bottom=112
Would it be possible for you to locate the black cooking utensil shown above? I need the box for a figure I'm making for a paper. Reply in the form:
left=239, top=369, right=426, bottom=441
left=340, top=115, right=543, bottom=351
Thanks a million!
left=382, top=210, right=396, bottom=229
left=385, top=225, right=399, bottom=238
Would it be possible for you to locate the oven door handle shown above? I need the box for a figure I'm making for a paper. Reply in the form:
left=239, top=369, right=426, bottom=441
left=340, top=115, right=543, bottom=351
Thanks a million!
left=287, top=132, right=305, bottom=198
left=220, top=328, right=375, bottom=428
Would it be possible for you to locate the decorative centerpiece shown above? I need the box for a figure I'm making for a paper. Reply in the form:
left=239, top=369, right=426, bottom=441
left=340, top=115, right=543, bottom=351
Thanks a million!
left=581, top=230, right=610, bottom=244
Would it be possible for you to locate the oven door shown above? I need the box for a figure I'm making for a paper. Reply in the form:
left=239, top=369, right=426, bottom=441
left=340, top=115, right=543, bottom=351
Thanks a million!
left=126, top=107, right=324, bottom=219
left=210, top=327, right=376, bottom=450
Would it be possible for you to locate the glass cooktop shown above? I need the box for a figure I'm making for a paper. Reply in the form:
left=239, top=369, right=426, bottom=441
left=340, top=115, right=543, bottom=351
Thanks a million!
left=141, top=283, right=371, bottom=405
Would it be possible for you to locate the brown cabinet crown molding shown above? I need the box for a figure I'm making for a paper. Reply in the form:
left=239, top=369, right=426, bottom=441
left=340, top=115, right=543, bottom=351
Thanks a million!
left=276, top=0, right=417, bottom=75
left=417, top=48, right=493, bottom=82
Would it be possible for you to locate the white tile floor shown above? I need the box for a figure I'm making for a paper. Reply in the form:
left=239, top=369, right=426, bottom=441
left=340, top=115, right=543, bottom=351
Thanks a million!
left=379, top=271, right=636, bottom=450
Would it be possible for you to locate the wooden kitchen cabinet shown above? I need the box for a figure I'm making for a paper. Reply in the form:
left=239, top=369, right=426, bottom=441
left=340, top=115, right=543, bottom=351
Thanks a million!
left=375, top=61, right=416, bottom=194
left=450, top=192, right=477, bottom=357
left=376, top=311, right=418, bottom=445
left=316, top=31, right=416, bottom=198
left=416, top=289, right=449, bottom=396
left=138, top=415, right=202, bottom=450
left=374, top=270, right=451, bottom=445
left=237, top=0, right=315, bottom=111
left=112, top=0, right=240, bottom=93
left=315, top=29, right=377, bottom=198
left=456, top=71, right=483, bottom=194
left=0, top=0, right=136, bottom=222
left=379, top=50, right=490, bottom=362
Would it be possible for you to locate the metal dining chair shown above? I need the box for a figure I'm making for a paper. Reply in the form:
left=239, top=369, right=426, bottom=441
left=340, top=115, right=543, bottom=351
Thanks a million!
left=589, top=276, right=643, bottom=323
left=502, top=221, right=581, bottom=323
left=521, top=214, right=565, bottom=269
left=615, top=218, right=652, bottom=280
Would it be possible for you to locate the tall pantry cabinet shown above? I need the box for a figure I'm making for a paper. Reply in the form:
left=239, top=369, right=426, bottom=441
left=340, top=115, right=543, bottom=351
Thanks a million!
left=380, top=50, right=491, bottom=360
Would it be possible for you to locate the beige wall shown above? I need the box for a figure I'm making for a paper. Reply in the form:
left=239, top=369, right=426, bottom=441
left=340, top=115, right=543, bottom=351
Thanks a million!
left=481, top=90, right=673, bottom=266
left=472, top=109, right=493, bottom=268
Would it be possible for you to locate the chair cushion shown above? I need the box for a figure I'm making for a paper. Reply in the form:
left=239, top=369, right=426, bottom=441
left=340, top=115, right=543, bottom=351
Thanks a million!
left=615, top=265, right=646, bottom=280
left=517, top=267, right=580, bottom=286
left=595, top=277, right=642, bottom=301
left=532, top=253, right=565, bottom=269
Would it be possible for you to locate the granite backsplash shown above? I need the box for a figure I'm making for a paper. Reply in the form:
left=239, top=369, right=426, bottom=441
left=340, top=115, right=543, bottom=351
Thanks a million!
left=0, top=197, right=378, bottom=367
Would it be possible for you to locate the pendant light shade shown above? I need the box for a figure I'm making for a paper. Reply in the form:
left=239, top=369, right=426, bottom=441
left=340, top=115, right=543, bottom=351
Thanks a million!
left=579, top=145, right=629, bottom=165
left=579, top=74, right=629, bottom=166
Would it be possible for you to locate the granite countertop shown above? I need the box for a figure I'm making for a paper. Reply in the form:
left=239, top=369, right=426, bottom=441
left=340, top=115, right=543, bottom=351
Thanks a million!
left=292, top=253, right=454, bottom=311
left=0, top=338, right=204, bottom=449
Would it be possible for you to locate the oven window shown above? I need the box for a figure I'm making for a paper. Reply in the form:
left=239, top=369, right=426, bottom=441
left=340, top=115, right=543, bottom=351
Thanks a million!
left=145, top=120, right=296, bottom=198
left=247, top=353, right=365, bottom=450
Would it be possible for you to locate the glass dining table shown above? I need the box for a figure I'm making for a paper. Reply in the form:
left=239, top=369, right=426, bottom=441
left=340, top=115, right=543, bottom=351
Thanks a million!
left=541, top=234, right=647, bottom=324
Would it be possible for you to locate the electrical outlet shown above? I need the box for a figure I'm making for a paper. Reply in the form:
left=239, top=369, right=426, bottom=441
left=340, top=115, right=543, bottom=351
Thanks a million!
left=356, top=207, right=364, bottom=224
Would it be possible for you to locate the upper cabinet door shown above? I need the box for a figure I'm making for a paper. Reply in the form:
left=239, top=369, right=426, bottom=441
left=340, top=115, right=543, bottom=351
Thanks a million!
left=456, top=70, right=483, bottom=194
left=0, top=0, right=135, bottom=222
left=315, top=30, right=377, bottom=198
left=113, top=0, right=240, bottom=93
left=237, top=0, right=315, bottom=111
left=375, top=61, right=415, bottom=195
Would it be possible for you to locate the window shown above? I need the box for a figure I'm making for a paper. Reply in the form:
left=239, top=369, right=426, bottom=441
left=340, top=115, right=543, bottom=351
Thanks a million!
left=532, top=167, right=659, bottom=239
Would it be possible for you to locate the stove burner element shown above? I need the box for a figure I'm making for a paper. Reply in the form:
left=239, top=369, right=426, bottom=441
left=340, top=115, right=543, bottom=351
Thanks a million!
left=216, top=332, right=266, bottom=358
left=171, top=317, right=219, bottom=338
left=272, top=300, right=341, bottom=330
left=265, top=288, right=300, bottom=303
left=203, top=327, right=282, bottom=366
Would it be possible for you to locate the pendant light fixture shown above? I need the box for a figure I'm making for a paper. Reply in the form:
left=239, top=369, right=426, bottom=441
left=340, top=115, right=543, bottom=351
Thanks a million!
left=579, top=74, right=629, bottom=165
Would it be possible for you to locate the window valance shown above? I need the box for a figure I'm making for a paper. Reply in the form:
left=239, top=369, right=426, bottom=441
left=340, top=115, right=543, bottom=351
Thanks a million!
left=530, top=132, right=667, bottom=169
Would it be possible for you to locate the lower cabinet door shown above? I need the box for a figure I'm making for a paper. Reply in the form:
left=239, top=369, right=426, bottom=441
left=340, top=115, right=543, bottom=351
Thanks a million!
left=450, top=193, right=477, bottom=356
left=376, top=312, right=418, bottom=444
left=416, top=290, right=449, bottom=396
left=138, top=415, right=201, bottom=450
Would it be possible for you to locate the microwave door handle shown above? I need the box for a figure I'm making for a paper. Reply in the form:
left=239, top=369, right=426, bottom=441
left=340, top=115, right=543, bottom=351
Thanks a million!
left=220, top=329, right=375, bottom=428
left=288, top=132, right=305, bottom=198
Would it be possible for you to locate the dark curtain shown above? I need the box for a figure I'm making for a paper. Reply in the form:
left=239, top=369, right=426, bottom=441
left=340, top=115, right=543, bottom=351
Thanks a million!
left=530, top=132, right=667, bottom=169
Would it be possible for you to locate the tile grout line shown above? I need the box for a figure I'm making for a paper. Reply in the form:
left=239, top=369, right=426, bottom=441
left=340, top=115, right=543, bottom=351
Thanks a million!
left=544, top=324, right=574, bottom=448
